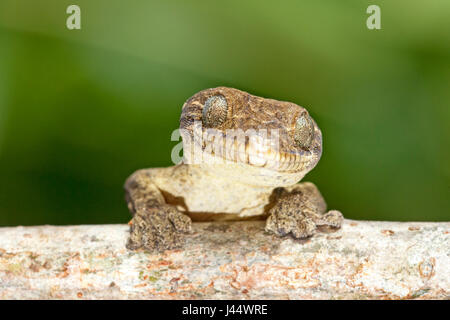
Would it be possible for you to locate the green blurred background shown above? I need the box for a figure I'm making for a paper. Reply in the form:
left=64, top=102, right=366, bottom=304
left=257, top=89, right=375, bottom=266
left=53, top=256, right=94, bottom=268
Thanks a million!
left=0, top=0, right=449, bottom=226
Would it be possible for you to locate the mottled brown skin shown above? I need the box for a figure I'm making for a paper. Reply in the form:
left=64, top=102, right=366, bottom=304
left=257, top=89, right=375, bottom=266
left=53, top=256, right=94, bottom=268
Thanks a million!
left=125, top=87, right=343, bottom=252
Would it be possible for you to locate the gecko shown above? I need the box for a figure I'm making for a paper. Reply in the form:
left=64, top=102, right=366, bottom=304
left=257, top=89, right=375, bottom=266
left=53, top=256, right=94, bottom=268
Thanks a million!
left=124, top=87, right=343, bottom=251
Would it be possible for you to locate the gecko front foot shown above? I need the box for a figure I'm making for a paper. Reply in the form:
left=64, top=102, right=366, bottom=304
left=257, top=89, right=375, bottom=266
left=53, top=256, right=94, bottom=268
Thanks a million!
left=127, top=204, right=192, bottom=251
left=265, top=182, right=343, bottom=239
left=265, top=195, right=317, bottom=239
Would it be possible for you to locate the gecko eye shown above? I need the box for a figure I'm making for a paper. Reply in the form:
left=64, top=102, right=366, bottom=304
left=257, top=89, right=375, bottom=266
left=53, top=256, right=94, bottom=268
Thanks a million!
left=294, top=112, right=315, bottom=149
left=202, top=95, right=228, bottom=127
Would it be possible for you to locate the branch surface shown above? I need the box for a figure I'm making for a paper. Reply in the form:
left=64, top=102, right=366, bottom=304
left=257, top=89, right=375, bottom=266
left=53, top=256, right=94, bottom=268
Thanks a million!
left=0, top=220, right=448, bottom=299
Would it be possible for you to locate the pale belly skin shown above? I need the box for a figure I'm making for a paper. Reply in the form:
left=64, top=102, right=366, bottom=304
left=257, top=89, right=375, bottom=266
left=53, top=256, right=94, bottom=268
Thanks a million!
left=124, top=87, right=344, bottom=252
left=129, top=164, right=281, bottom=219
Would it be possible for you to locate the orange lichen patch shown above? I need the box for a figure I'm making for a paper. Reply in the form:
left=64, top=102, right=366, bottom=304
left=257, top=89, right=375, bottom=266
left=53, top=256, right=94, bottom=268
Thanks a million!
left=128, top=219, right=133, bottom=226
left=408, top=226, right=421, bottom=231
left=146, top=260, right=174, bottom=272
left=444, top=230, right=449, bottom=235
left=294, top=272, right=307, bottom=280
left=57, top=252, right=81, bottom=278
left=350, top=222, right=358, bottom=227
left=381, top=230, right=395, bottom=236
left=134, top=283, right=148, bottom=288
left=58, top=268, right=70, bottom=278
left=157, top=260, right=172, bottom=266
left=77, top=292, right=83, bottom=298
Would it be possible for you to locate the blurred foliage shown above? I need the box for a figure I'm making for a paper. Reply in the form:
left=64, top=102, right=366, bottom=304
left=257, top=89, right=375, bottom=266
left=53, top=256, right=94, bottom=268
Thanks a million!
left=0, top=0, right=449, bottom=226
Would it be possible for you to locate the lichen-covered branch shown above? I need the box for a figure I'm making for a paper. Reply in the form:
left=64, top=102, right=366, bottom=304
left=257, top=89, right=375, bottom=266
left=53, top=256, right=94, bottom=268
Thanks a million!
left=0, top=220, right=448, bottom=299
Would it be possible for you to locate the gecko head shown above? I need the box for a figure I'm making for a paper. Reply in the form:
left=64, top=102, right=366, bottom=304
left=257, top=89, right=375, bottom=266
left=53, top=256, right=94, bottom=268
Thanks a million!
left=179, top=87, right=323, bottom=184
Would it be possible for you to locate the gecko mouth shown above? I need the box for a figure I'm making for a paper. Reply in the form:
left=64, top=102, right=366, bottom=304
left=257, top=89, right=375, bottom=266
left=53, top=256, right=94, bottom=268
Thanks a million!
left=180, top=122, right=321, bottom=173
